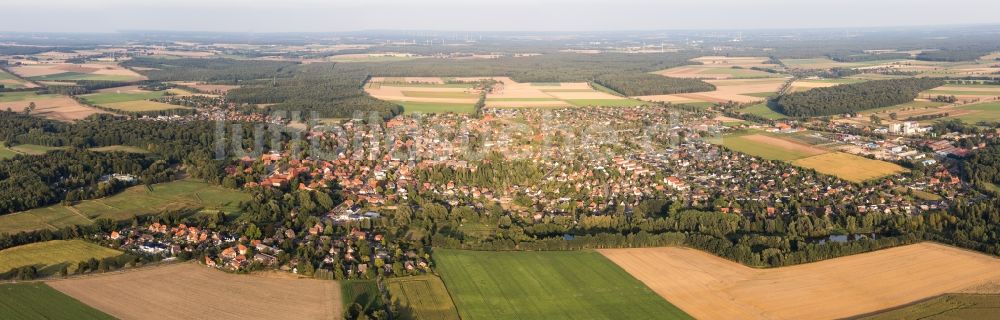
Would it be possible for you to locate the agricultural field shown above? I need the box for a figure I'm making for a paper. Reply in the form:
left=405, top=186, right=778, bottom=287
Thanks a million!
left=9, top=63, right=145, bottom=82
left=341, top=280, right=384, bottom=314
left=398, top=101, right=476, bottom=114
left=0, top=68, right=38, bottom=89
left=366, top=76, right=643, bottom=111
left=0, top=240, right=121, bottom=275
left=0, top=179, right=250, bottom=234
left=48, top=262, right=341, bottom=320
left=739, top=102, right=788, bottom=120
left=79, top=90, right=189, bottom=112
left=639, top=78, right=785, bottom=105
left=655, top=56, right=782, bottom=80
left=329, top=53, right=423, bottom=62
left=946, top=102, right=1000, bottom=123
left=0, top=283, right=113, bottom=320
left=919, top=84, right=1000, bottom=104
left=388, top=275, right=460, bottom=320
left=717, top=131, right=905, bottom=182
left=792, top=152, right=908, bottom=183
left=0, top=91, right=104, bottom=121
left=780, top=58, right=911, bottom=70
left=863, top=294, right=1000, bottom=320
left=721, top=133, right=827, bottom=161
left=434, top=249, right=690, bottom=320
left=168, top=81, right=240, bottom=93
left=786, top=78, right=867, bottom=93
left=599, top=243, right=1000, bottom=320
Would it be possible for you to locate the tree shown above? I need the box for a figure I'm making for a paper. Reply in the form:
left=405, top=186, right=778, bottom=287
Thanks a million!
left=245, top=223, right=262, bottom=240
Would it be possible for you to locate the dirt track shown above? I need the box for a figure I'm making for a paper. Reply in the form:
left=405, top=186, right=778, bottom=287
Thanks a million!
left=599, top=243, right=1000, bottom=320
left=48, top=262, right=341, bottom=320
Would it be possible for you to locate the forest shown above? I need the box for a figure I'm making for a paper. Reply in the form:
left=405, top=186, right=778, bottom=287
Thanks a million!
left=774, top=78, right=943, bottom=117
left=348, top=52, right=701, bottom=83
left=962, top=144, right=1000, bottom=192
left=0, top=111, right=255, bottom=214
left=227, top=63, right=403, bottom=119
left=593, top=73, right=715, bottom=96
left=916, top=46, right=999, bottom=62
left=827, top=52, right=911, bottom=62
left=122, top=57, right=300, bottom=83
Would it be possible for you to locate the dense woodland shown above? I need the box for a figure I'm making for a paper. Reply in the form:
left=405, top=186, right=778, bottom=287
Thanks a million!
left=0, top=111, right=260, bottom=214
left=916, top=46, right=999, bottom=62
left=827, top=52, right=911, bottom=62
left=123, top=58, right=300, bottom=83
left=962, top=144, right=1000, bottom=192
left=593, top=73, right=715, bottom=96
left=127, top=53, right=708, bottom=118
left=774, top=78, right=943, bottom=117
left=228, top=63, right=403, bottom=119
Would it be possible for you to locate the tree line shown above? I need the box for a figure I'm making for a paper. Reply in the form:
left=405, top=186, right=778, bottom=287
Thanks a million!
left=593, top=73, right=715, bottom=96
left=774, top=78, right=943, bottom=117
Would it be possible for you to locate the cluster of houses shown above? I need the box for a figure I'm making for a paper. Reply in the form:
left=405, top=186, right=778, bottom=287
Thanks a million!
left=214, top=105, right=963, bottom=222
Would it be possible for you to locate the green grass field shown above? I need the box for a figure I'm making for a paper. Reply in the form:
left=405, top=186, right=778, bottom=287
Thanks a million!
left=703, top=67, right=782, bottom=78
left=739, top=102, right=787, bottom=119
left=588, top=82, right=624, bottom=96
left=342, top=280, right=384, bottom=312
left=8, top=144, right=66, bottom=155
left=0, top=70, right=31, bottom=88
left=566, top=99, right=647, bottom=107
left=435, top=249, right=691, bottom=320
left=792, top=152, right=907, bottom=183
left=457, top=222, right=496, bottom=240
left=397, top=101, right=476, bottom=114
left=864, top=100, right=948, bottom=114
left=862, top=294, right=1000, bottom=320
left=0, top=240, right=121, bottom=274
left=949, top=102, right=1000, bottom=123
left=744, top=92, right=777, bottom=98
left=0, top=179, right=249, bottom=234
left=0, top=69, right=18, bottom=80
left=80, top=91, right=166, bottom=104
left=27, top=72, right=138, bottom=82
left=88, top=145, right=150, bottom=153
left=401, top=91, right=479, bottom=99
left=0, top=91, right=56, bottom=102
left=677, top=101, right=716, bottom=109
left=486, top=98, right=560, bottom=102
left=389, top=275, right=460, bottom=320
left=720, top=134, right=822, bottom=161
left=924, top=90, right=1000, bottom=96
left=780, top=58, right=907, bottom=69
left=0, top=283, right=113, bottom=320
left=0, top=143, right=18, bottom=160
left=101, top=100, right=186, bottom=112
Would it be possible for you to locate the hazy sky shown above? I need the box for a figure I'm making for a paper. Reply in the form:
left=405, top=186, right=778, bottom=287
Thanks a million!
left=2, top=0, right=999, bottom=33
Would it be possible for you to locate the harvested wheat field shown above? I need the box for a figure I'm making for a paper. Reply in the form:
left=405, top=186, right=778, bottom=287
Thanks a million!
left=0, top=95, right=106, bottom=121
left=10, top=63, right=145, bottom=81
left=48, top=262, right=341, bottom=320
left=600, top=243, right=1000, bottom=320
